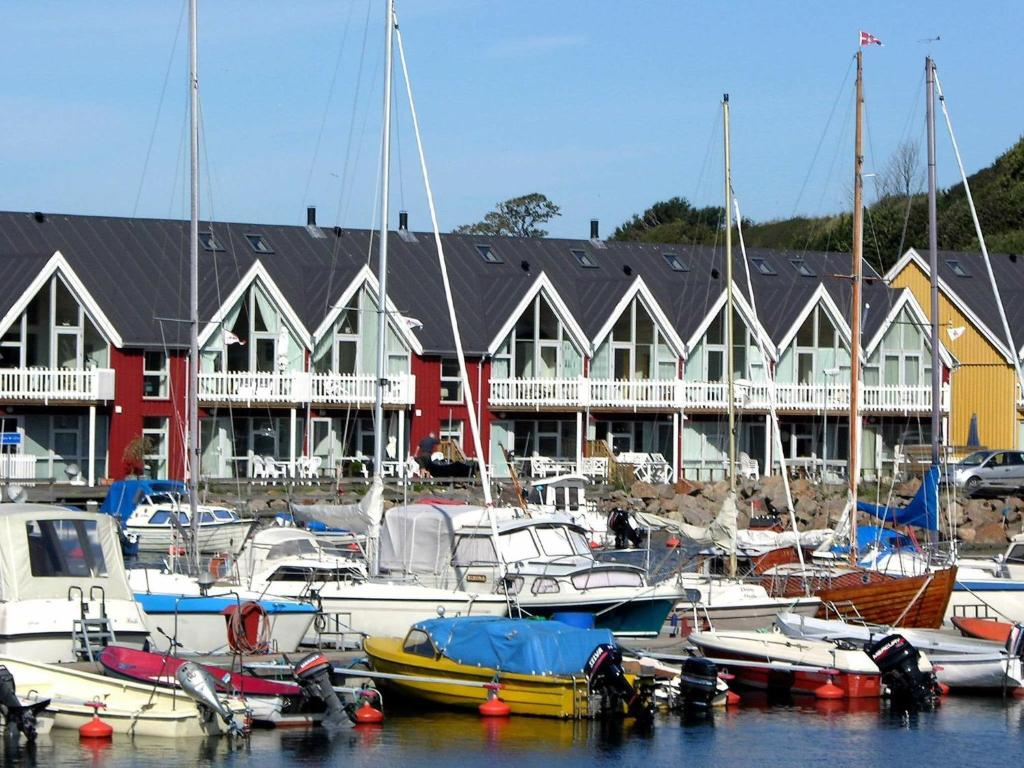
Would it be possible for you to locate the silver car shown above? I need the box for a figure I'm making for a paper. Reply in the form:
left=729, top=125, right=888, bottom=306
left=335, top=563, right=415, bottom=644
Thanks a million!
left=951, top=450, right=1024, bottom=495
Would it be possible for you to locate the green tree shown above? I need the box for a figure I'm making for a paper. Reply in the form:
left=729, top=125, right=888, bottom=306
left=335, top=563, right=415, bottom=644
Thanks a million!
left=453, top=193, right=561, bottom=238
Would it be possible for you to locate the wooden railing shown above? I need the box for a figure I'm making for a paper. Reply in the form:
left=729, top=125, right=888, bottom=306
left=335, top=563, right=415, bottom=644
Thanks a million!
left=0, top=367, right=115, bottom=402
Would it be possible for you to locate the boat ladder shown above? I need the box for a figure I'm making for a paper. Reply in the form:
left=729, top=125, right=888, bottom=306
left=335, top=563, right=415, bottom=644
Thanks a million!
left=69, top=586, right=117, bottom=662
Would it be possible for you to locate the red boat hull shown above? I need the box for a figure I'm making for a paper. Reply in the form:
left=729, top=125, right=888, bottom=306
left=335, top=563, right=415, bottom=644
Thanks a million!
left=950, top=616, right=1013, bottom=644
left=708, top=649, right=881, bottom=699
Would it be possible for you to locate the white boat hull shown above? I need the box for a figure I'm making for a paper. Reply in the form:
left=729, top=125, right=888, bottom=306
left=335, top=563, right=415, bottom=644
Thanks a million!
left=675, top=577, right=821, bottom=633
left=128, top=521, right=254, bottom=555
left=140, top=607, right=314, bottom=655
left=945, top=583, right=1024, bottom=625
left=0, top=599, right=149, bottom=663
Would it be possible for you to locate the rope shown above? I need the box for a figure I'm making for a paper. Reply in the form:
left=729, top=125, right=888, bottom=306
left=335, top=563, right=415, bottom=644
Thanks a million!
left=226, top=600, right=270, bottom=654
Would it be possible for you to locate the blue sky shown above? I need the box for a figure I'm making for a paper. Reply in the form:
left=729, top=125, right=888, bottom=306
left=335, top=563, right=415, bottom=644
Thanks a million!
left=1, top=1, right=1020, bottom=238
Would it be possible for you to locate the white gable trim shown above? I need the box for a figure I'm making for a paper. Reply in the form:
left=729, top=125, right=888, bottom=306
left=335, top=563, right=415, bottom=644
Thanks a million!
left=684, top=284, right=777, bottom=361
left=775, top=283, right=853, bottom=354
left=485, top=272, right=589, bottom=356
left=590, top=276, right=686, bottom=357
left=864, top=288, right=955, bottom=369
left=0, top=250, right=123, bottom=348
left=890, top=248, right=1013, bottom=363
left=311, top=264, right=424, bottom=356
left=197, top=260, right=312, bottom=349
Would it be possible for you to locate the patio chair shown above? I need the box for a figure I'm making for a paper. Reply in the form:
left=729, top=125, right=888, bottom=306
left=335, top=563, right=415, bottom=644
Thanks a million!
left=250, top=454, right=267, bottom=479
left=737, top=451, right=760, bottom=481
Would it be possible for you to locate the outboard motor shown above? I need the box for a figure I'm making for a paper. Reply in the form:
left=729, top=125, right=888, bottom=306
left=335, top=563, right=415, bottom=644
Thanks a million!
left=585, top=644, right=653, bottom=720
left=607, top=509, right=643, bottom=549
left=865, top=634, right=939, bottom=711
left=176, top=662, right=246, bottom=736
left=1006, top=623, right=1024, bottom=661
left=293, top=653, right=354, bottom=730
left=676, top=656, right=719, bottom=712
left=0, top=666, right=48, bottom=742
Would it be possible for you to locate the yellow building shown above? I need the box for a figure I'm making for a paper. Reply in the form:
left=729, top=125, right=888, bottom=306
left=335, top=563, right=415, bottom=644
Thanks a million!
left=887, top=248, right=1023, bottom=451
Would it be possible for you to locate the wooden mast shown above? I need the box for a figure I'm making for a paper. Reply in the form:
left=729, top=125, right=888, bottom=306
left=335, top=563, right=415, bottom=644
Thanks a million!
left=849, top=49, right=864, bottom=565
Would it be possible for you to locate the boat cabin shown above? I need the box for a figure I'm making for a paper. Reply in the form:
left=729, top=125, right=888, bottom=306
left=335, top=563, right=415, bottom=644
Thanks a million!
left=235, top=527, right=366, bottom=587
left=526, top=475, right=590, bottom=514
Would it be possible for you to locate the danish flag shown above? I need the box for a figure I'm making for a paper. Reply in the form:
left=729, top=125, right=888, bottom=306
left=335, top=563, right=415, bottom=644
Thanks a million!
left=860, top=31, right=883, bottom=47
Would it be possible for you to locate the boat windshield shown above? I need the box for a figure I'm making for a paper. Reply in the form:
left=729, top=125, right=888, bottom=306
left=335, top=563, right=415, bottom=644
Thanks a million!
left=534, top=525, right=590, bottom=558
left=497, top=529, right=539, bottom=562
left=26, top=519, right=108, bottom=578
left=267, top=538, right=319, bottom=560
left=147, top=492, right=183, bottom=505
left=958, top=451, right=990, bottom=467
left=402, top=629, right=437, bottom=658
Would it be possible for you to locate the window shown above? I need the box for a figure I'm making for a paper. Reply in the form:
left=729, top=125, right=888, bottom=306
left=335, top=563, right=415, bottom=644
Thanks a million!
left=495, top=292, right=582, bottom=382
left=751, top=257, right=775, bottom=275
left=790, top=259, right=815, bottom=277
left=453, top=536, right=498, bottom=566
left=26, top=519, right=107, bottom=578
left=532, top=576, right=560, bottom=594
left=440, top=358, right=462, bottom=403
left=402, top=629, right=437, bottom=658
left=198, top=232, right=225, bottom=252
left=143, top=417, right=168, bottom=479
left=440, top=420, right=463, bottom=449
left=792, top=305, right=841, bottom=385
left=535, top=526, right=575, bottom=557
left=245, top=234, right=273, bottom=254
left=143, top=350, right=169, bottom=398
left=663, top=253, right=688, bottom=272
left=476, top=244, right=502, bottom=264
left=571, top=249, right=598, bottom=268
left=500, top=529, right=540, bottom=561
left=947, top=259, right=970, bottom=277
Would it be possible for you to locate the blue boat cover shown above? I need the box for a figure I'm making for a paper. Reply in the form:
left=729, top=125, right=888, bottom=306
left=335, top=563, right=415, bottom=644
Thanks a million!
left=856, top=465, right=939, bottom=531
left=413, top=617, right=614, bottom=677
left=100, top=479, right=188, bottom=523
left=134, top=593, right=315, bottom=614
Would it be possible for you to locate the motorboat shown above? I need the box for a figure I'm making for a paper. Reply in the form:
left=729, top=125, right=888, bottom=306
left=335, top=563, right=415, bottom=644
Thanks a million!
left=380, top=503, right=690, bottom=637
left=945, top=534, right=1024, bottom=624
left=363, top=616, right=652, bottom=719
left=775, top=611, right=1023, bottom=692
left=127, top=568, right=316, bottom=654
left=100, top=479, right=254, bottom=555
left=0, top=504, right=149, bottom=662
left=525, top=474, right=610, bottom=547
left=0, top=654, right=246, bottom=737
left=673, top=574, right=820, bottom=635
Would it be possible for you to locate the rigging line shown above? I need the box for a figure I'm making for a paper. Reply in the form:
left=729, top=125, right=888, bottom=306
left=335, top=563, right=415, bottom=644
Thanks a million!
left=133, top=0, right=187, bottom=217
left=300, top=0, right=358, bottom=209
left=895, top=120, right=929, bottom=260
left=392, top=53, right=406, bottom=213
left=688, top=104, right=722, bottom=244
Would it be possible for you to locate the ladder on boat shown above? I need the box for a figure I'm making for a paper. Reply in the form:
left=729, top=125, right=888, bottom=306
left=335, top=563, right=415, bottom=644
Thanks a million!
left=72, top=618, right=117, bottom=662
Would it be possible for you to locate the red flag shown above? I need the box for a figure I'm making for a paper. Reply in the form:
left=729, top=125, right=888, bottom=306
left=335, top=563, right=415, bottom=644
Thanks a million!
left=859, top=30, right=883, bottom=47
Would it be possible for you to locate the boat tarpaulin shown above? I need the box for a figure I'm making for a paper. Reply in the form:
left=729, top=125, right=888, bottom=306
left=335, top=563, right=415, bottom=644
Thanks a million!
left=291, top=478, right=384, bottom=536
left=633, top=491, right=739, bottom=552
left=856, top=465, right=940, bottom=531
left=99, top=479, right=189, bottom=523
left=414, top=617, right=615, bottom=677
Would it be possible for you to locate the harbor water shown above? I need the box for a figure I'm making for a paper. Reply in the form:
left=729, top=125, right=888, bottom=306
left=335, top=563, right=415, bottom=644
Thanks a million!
left=10, top=696, right=1022, bottom=768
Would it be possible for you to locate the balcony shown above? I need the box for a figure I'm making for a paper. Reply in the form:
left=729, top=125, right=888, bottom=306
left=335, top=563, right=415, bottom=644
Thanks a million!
left=0, top=367, right=115, bottom=403
left=310, top=372, right=415, bottom=406
left=489, top=377, right=682, bottom=411
left=489, top=378, right=583, bottom=409
left=588, top=379, right=680, bottom=409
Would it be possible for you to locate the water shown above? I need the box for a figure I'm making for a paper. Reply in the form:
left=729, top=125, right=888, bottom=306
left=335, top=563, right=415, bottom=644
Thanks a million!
left=8, top=696, right=1022, bottom=768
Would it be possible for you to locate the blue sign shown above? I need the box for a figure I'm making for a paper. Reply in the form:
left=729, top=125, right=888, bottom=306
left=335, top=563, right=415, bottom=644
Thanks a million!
left=0, top=432, right=22, bottom=446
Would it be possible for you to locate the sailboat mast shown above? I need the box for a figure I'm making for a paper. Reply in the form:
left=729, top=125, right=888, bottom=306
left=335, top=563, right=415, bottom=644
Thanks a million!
left=187, top=0, right=200, bottom=566
left=724, top=94, right=736, bottom=496
left=926, top=57, right=941, bottom=468
left=848, top=49, right=864, bottom=564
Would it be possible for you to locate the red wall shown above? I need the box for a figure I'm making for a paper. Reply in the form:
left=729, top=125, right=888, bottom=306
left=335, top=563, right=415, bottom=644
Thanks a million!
left=108, top=347, right=188, bottom=480
left=410, top=356, right=491, bottom=460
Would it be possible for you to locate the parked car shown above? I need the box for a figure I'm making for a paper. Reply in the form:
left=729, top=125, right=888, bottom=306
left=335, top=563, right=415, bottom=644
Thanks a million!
left=948, top=450, right=1024, bottom=495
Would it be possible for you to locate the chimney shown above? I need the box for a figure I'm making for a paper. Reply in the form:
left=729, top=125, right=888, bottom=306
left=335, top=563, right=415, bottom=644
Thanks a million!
left=590, top=219, right=599, bottom=239
left=399, top=210, right=409, bottom=231
left=306, top=206, right=317, bottom=227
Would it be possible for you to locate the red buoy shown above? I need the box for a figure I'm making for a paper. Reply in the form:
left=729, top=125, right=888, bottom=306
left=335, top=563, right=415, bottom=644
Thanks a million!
left=355, top=700, right=384, bottom=724
left=937, top=682, right=951, bottom=697
left=815, top=673, right=845, bottom=700
left=725, top=690, right=741, bottom=706
left=1012, top=687, right=1024, bottom=699
left=666, top=537, right=681, bottom=548
left=79, top=701, right=113, bottom=739
left=479, top=685, right=511, bottom=717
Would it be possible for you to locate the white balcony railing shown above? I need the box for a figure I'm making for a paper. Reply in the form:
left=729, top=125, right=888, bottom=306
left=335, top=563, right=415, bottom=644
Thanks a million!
left=489, top=378, right=583, bottom=408
left=0, top=454, right=37, bottom=480
left=588, top=378, right=680, bottom=409
left=310, top=372, right=416, bottom=405
left=198, top=371, right=302, bottom=404
left=0, top=367, right=115, bottom=402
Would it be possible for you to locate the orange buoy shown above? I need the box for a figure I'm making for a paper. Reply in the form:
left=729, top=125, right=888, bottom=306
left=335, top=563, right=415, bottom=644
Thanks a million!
left=80, top=701, right=113, bottom=739
left=479, top=685, right=511, bottom=717
left=355, top=700, right=384, bottom=724
left=666, top=536, right=681, bottom=548
left=1012, top=687, right=1024, bottom=699
left=589, top=541, right=601, bottom=550
left=814, top=672, right=845, bottom=700
left=937, top=682, right=950, bottom=697
left=725, top=690, right=741, bottom=706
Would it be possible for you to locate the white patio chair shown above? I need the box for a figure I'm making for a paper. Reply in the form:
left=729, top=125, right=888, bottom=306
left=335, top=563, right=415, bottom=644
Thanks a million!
left=250, top=454, right=267, bottom=479
left=306, top=455, right=323, bottom=479
left=737, top=451, right=760, bottom=481
left=263, top=455, right=286, bottom=482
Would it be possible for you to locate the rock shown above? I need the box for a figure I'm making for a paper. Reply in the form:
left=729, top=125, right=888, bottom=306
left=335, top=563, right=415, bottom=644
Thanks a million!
left=631, top=482, right=657, bottom=500
left=958, top=526, right=976, bottom=544
left=673, top=479, right=701, bottom=496
left=645, top=500, right=661, bottom=514
left=682, top=506, right=713, bottom=526
left=893, top=477, right=922, bottom=499
left=965, top=499, right=1002, bottom=526
left=658, top=484, right=676, bottom=500
left=972, top=521, right=1009, bottom=545
left=659, top=497, right=679, bottom=514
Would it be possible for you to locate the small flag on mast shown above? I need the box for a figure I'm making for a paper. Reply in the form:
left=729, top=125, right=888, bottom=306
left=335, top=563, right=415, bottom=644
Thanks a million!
left=859, top=31, right=883, bottom=47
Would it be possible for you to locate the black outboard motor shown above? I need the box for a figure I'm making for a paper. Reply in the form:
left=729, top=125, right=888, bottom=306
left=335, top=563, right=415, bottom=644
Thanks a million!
left=865, top=634, right=939, bottom=711
left=1006, top=623, right=1024, bottom=661
left=585, top=644, right=653, bottom=720
left=677, top=656, right=719, bottom=711
left=0, top=665, right=48, bottom=742
left=293, top=653, right=354, bottom=730
left=607, top=509, right=643, bottom=549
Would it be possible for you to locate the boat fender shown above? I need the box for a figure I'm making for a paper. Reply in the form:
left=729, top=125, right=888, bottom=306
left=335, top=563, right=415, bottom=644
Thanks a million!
left=354, top=689, right=384, bottom=725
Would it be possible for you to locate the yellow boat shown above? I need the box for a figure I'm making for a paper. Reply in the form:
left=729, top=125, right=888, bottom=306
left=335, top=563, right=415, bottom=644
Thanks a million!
left=363, top=617, right=650, bottom=719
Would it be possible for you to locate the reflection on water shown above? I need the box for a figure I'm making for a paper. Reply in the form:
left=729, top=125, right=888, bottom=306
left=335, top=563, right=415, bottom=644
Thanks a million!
left=3, top=698, right=1022, bottom=768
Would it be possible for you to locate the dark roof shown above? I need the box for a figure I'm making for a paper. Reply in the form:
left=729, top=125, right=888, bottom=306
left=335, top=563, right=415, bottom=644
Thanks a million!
left=0, top=209, right=905, bottom=355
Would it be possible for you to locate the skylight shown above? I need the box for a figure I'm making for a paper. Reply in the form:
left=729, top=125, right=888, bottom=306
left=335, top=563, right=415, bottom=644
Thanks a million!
left=790, top=259, right=815, bottom=277
left=947, top=259, right=970, bottom=277
left=476, top=244, right=502, bottom=264
left=198, top=232, right=224, bottom=252
left=751, top=257, right=776, bottom=276
left=664, top=253, right=688, bottom=272
left=572, top=249, right=598, bottom=268
left=245, top=234, right=273, bottom=254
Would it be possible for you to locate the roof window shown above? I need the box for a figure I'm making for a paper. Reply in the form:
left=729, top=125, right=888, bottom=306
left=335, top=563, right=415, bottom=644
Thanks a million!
left=790, top=259, right=815, bottom=277
left=198, top=232, right=225, bottom=252
left=664, top=253, right=688, bottom=272
left=946, top=259, right=970, bottom=278
left=245, top=234, right=273, bottom=254
left=751, top=257, right=776, bottom=275
left=572, top=249, right=598, bottom=268
left=476, top=244, right=502, bottom=264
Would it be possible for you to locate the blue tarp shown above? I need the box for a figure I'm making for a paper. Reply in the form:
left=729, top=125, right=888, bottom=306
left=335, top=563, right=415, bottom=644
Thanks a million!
left=832, top=525, right=915, bottom=555
left=100, top=479, right=188, bottom=524
left=414, top=617, right=614, bottom=677
left=856, top=465, right=940, bottom=531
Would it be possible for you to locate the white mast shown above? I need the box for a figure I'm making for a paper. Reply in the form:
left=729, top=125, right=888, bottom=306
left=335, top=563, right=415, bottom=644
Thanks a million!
left=187, top=0, right=201, bottom=569
left=926, top=57, right=941, bottom=543
left=723, top=93, right=737, bottom=579
left=848, top=49, right=864, bottom=564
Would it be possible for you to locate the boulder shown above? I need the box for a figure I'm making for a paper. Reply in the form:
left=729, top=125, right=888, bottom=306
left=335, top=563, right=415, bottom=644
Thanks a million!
left=972, top=521, right=1009, bottom=545
left=965, top=499, right=1002, bottom=527
left=682, top=506, right=714, bottom=527
left=958, top=526, right=976, bottom=544
left=658, top=484, right=676, bottom=500
left=893, top=477, right=922, bottom=499
left=631, top=482, right=658, bottom=500
left=659, top=497, right=679, bottom=514
left=673, top=479, right=701, bottom=496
